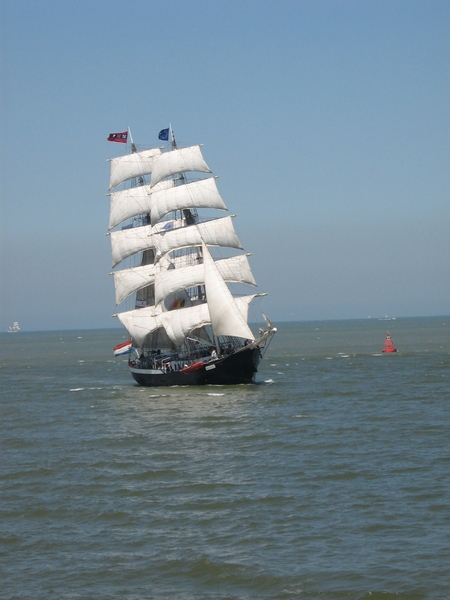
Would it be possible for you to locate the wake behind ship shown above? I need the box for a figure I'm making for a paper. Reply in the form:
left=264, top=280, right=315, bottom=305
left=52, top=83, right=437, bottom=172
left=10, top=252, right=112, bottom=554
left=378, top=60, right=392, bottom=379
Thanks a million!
left=107, top=126, right=276, bottom=386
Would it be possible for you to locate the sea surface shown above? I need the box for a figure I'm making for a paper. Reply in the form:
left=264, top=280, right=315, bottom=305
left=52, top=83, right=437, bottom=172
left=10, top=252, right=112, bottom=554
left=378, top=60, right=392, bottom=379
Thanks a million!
left=1, top=317, right=449, bottom=600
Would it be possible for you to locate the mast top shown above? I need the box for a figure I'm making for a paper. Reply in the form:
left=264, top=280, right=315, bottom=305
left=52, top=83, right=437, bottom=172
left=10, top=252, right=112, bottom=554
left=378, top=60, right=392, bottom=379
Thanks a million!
left=169, top=124, right=177, bottom=150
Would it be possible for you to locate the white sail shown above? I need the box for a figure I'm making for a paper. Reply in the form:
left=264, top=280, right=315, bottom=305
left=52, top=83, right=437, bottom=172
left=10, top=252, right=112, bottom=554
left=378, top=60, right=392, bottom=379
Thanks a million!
left=110, top=219, right=181, bottom=267
left=108, top=185, right=151, bottom=230
left=108, top=180, right=174, bottom=230
left=107, top=132, right=276, bottom=386
left=8, top=321, right=20, bottom=333
left=154, top=255, right=256, bottom=305
left=202, top=241, right=254, bottom=340
left=112, top=263, right=158, bottom=305
left=150, top=177, right=227, bottom=225
left=158, top=304, right=211, bottom=347
left=234, top=293, right=265, bottom=322
left=150, top=145, right=211, bottom=188
left=116, top=306, right=162, bottom=347
left=110, top=224, right=153, bottom=268
left=153, top=216, right=242, bottom=260
left=109, top=148, right=161, bottom=190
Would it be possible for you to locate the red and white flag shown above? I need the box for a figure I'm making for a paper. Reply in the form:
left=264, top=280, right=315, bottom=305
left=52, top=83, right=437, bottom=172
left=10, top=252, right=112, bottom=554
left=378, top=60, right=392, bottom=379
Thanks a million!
left=114, top=339, right=132, bottom=356
left=107, top=131, right=128, bottom=143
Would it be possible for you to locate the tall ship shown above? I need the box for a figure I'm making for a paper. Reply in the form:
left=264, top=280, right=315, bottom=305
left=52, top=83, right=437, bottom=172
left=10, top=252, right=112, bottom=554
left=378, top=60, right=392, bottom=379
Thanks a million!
left=106, top=126, right=276, bottom=386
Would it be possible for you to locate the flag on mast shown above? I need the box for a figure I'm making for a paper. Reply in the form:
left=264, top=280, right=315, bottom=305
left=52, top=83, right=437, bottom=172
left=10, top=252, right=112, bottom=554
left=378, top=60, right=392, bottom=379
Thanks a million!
left=107, top=131, right=128, bottom=143
left=114, top=339, right=133, bottom=356
left=158, top=128, right=169, bottom=141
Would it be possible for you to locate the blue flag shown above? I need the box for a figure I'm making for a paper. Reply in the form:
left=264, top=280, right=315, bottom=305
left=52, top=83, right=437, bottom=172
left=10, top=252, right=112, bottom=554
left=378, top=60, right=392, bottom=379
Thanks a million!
left=158, top=128, right=169, bottom=141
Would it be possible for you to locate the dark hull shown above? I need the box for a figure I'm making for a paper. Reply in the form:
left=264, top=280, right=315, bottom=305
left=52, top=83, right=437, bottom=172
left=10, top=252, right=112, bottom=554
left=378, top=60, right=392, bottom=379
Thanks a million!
left=130, top=346, right=262, bottom=387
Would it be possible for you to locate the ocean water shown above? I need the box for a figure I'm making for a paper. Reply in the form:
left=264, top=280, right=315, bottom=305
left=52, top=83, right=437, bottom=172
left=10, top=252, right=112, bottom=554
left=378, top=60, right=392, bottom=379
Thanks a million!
left=1, top=317, right=449, bottom=600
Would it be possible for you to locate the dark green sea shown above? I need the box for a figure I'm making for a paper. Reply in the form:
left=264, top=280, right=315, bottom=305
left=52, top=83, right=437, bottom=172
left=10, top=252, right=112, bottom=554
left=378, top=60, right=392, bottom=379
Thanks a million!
left=1, top=317, right=449, bottom=599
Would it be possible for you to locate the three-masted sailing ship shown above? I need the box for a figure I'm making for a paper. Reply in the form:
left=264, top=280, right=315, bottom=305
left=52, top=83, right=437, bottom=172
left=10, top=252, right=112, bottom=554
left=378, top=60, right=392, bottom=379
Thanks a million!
left=106, top=126, right=276, bottom=386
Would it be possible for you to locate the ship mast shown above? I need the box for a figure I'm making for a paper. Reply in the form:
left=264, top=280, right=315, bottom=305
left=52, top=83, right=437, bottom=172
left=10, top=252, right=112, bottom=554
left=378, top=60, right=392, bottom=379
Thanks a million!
left=128, top=127, right=155, bottom=309
left=169, top=125, right=196, bottom=225
left=169, top=125, right=204, bottom=311
left=128, top=128, right=145, bottom=187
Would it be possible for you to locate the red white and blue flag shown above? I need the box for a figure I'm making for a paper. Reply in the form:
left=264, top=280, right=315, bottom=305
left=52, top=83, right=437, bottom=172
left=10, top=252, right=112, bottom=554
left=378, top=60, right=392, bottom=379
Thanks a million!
left=107, top=131, right=128, bottom=143
left=114, top=339, right=133, bottom=356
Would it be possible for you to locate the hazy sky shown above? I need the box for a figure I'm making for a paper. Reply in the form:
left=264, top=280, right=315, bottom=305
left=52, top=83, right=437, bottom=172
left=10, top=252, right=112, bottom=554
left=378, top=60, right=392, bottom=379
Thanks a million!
left=1, top=0, right=449, bottom=332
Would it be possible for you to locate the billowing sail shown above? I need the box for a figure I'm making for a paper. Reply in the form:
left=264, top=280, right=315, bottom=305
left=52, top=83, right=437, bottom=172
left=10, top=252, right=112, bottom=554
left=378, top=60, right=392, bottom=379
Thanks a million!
left=150, top=177, right=227, bottom=225
left=116, top=306, right=162, bottom=347
left=110, top=220, right=180, bottom=267
left=153, top=216, right=242, bottom=259
left=158, top=291, right=259, bottom=347
left=154, top=255, right=256, bottom=305
left=158, top=304, right=211, bottom=347
left=109, top=148, right=161, bottom=190
left=234, top=293, right=265, bottom=322
left=107, top=131, right=276, bottom=386
left=151, top=146, right=211, bottom=188
left=112, top=264, right=158, bottom=305
left=110, top=224, right=153, bottom=268
left=108, top=180, right=174, bottom=230
left=202, top=241, right=254, bottom=340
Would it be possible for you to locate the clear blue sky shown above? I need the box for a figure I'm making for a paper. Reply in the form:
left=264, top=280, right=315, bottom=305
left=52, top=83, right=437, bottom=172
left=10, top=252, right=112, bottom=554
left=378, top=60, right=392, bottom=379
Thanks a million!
left=1, top=0, right=449, bottom=331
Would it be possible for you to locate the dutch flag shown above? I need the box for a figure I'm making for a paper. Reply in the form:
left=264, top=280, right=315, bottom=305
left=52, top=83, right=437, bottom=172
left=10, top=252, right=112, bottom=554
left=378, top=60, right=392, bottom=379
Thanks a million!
left=114, top=339, right=133, bottom=356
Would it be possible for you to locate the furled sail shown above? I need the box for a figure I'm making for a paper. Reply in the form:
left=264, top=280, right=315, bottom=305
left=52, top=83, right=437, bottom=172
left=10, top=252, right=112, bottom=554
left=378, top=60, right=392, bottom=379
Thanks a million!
left=109, top=148, right=161, bottom=190
left=151, top=146, right=211, bottom=188
left=112, top=264, right=158, bottom=305
left=108, top=180, right=174, bottom=230
left=154, top=255, right=256, bottom=306
left=150, top=177, right=227, bottom=225
left=202, top=241, right=254, bottom=340
left=153, top=216, right=242, bottom=260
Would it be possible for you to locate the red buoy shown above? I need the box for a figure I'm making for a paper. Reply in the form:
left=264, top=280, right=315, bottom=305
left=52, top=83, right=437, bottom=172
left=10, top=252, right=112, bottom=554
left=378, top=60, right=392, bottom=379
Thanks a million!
left=382, top=332, right=397, bottom=353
